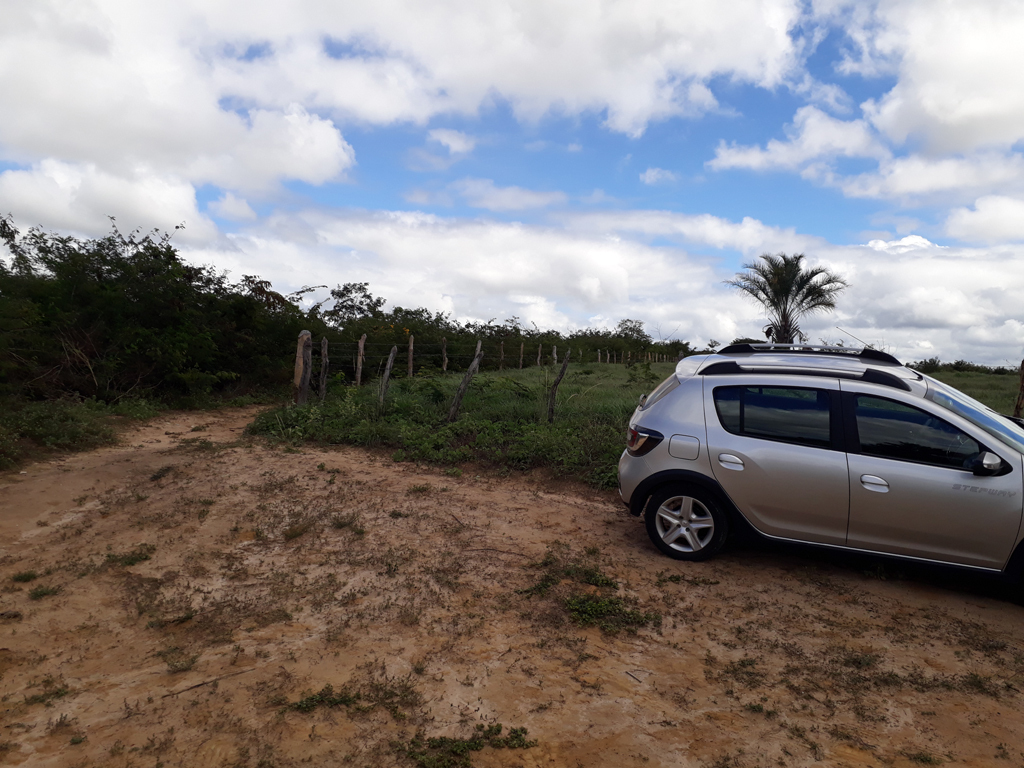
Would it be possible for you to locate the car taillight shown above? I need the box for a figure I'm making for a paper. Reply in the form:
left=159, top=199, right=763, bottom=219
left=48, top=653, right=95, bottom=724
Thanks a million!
left=626, top=426, right=664, bottom=456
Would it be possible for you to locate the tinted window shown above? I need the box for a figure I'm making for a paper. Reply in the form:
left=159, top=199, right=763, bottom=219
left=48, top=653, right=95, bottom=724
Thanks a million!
left=714, top=386, right=831, bottom=448
left=854, top=395, right=981, bottom=469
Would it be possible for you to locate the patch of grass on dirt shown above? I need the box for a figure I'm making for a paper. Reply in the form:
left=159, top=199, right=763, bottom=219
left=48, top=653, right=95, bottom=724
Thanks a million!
left=157, top=647, right=199, bottom=673
left=11, top=571, right=38, bottom=583
left=330, top=512, right=365, bottom=536
left=106, top=544, right=156, bottom=567
left=150, top=465, right=174, bottom=481
left=901, top=750, right=943, bottom=764
left=25, top=680, right=69, bottom=706
left=288, top=683, right=358, bottom=712
left=655, top=571, right=720, bottom=587
left=564, top=594, right=660, bottom=635
left=28, top=585, right=61, bottom=600
left=518, top=543, right=617, bottom=597
left=285, top=668, right=422, bottom=720
left=396, top=723, right=538, bottom=768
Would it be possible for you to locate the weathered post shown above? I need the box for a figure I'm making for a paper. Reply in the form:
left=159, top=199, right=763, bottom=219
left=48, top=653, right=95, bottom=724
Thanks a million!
left=379, top=345, right=398, bottom=406
left=552, top=345, right=558, bottom=365
left=499, top=340, right=504, bottom=370
left=441, top=337, right=448, bottom=372
left=448, top=341, right=483, bottom=423
left=356, top=334, right=366, bottom=386
left=294, top=330, right=312, bottom=404
left=319, top=337, right=329, bottom=403
left=547, top=349, right=571, bottom=423
left=1014, top=358, right=1024, bottom=417
left=536, top=343, right=542, bottom=367
left=407, top=335, right=414, bottom=378
left=519, top=342, right=524, bottom=369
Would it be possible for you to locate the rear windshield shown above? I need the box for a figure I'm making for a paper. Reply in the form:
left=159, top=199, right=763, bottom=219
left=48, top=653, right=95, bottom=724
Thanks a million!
left=641, top=374, right=680, bottom=410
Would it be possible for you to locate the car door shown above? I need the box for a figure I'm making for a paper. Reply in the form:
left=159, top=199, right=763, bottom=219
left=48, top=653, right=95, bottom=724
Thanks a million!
left=703, top=376, right=850, bottom=545
left=842, top=386, right=1023, bottom=569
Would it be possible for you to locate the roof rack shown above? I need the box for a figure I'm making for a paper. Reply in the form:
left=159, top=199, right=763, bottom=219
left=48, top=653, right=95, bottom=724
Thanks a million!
left=717, top=343, right=902, bottom=366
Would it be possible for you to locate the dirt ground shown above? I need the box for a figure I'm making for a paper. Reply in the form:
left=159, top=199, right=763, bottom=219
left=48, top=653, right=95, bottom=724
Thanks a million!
left=2, top=407, right=1024, bottom=768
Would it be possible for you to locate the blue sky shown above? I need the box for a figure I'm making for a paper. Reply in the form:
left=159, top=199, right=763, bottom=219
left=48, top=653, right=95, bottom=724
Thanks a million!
left=2, top=0, right=1024, bottom=362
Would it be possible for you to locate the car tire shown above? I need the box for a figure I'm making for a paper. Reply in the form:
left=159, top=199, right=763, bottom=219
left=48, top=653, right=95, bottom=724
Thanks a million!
left=644, top=484, right=728, bottom=561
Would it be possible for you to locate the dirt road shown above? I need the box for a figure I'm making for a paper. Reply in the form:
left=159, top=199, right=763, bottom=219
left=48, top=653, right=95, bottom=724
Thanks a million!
left=2, top=407, right=1024, bottom=767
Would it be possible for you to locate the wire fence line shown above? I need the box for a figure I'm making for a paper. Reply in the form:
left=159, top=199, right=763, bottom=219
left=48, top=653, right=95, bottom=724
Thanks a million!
left=291, top=331, right=679, bottom=406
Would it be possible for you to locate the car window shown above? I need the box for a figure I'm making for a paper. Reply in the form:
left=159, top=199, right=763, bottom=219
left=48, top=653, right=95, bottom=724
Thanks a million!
left=714, top=386, right=831, bottom=448
left=854, top=395, right=981, bottom=469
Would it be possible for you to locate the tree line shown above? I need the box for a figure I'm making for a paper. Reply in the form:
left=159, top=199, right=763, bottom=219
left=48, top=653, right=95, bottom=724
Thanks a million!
left=0, top=218, right=696, bottom=403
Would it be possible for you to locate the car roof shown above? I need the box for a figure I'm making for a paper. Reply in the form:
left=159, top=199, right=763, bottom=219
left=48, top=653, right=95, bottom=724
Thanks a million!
left=674, top=344, right=924, bottom=394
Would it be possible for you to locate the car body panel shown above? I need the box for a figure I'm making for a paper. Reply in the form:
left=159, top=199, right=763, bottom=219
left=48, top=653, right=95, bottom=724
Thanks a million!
left=703, top=374, right=850, bottom=545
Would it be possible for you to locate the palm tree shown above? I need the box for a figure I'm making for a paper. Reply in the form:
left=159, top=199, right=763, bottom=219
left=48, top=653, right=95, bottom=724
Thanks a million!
left=726, top=253, right=847, bottom=344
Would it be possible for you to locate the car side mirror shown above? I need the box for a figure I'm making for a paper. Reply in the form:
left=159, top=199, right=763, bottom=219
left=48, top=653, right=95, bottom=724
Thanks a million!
left=971, top=451, right=1004, bottom=477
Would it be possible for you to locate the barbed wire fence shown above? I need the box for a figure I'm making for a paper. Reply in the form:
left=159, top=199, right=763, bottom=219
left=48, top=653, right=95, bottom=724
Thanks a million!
left=291, top=331, right=680, bottom=417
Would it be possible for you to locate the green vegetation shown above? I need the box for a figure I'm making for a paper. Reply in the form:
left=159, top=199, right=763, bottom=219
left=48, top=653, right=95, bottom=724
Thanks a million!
left=285, top=673, right=421, bottom=720
left=11, top=571, right=38, bottom=583
left=397, top=723, right=537, bottom=768
left=28, top=585, right=60, bottom=600
left=564, top=593, right=661, bottom=635
left=250, top=363, right=672, bottom=488
left=106, top=544, right=156, bottom=567
left=4, top=215, right=1021, bottom=482
left=727, top=252, right=847, bottom=343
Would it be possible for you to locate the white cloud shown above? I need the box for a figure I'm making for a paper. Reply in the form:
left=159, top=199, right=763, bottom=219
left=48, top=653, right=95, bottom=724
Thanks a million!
left=450, top=178, right=567, bottom=211
left=865, top=234, right=936, bottom=254
left=564, top=210, right=822, bottom=255
left=839, top=152, right=1024, bottom=202
left=827, top=1, right=1024, bottom=154
left=709, top=106, right=886, bottom=172
left=182, top=106, right=355, bottom=193
left=209, top=192, right=257, bottom=222
left=427, top=129, right=476, bottom=155
left=0, top=160, right=216, bottom=243
left=945, top=196, right=1024, bottom=243
left=639, top=168, right=678, bottom=185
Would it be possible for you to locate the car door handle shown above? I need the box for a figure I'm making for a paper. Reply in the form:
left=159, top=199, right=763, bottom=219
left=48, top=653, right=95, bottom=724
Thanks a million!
left=860, top=474, right=889, bottom=493
left=718, top=453, right=744, bottom=471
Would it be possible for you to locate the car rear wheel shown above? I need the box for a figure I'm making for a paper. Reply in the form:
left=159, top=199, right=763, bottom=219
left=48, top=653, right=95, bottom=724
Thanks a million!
left=644, top=485, right=728, bottom=561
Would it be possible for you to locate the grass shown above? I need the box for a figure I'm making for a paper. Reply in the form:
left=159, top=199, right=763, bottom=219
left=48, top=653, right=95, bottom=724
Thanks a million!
left=248, top=364, right=670, bottom=488
left=106, top=544, right=156, bottom=567
left=28, top=585, right=61, bottom=600
left=396, top=723, right=538, bottom=768
left=12, top=571, right=38, bottom=583
left=564, top=593, right=660, bottom=634
left=0, top=397, right=160, bottom=470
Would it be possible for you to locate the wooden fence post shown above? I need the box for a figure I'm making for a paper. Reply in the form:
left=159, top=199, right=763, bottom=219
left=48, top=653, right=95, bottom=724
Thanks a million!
left=537, top=343, right=542, bottom=366
left=1014, top=358, right=1024, bottom=418
left=294, top=330, right=312, bottom=404
left=356, top=334, right=366, bottom=386
left=547, top=349, right=571, bottom=423
left=552, top=345, right=558, bottom=365
left=379, top=345, right=398, bottom=406
left=448, top=341, right=483, bottom=423
left=500, top=341, right=504, bottom=370
left=407, top=335, right=414, bottom=378
left=519, top=342, right=524, bottom=369
left=319, top=337, right=329, bottom=403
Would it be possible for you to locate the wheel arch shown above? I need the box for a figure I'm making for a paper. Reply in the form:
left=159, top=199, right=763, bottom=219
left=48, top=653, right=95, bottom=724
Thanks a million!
left=629, top=469, right=740, bottom=521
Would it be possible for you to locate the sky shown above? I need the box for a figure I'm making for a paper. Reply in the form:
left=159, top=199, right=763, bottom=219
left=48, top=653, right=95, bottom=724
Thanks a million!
left=2, top=0, right=1024, bottom=364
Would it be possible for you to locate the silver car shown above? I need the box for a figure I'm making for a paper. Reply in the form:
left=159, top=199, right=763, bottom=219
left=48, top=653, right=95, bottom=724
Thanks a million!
left=618, top=344, right=1024, bottom=579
